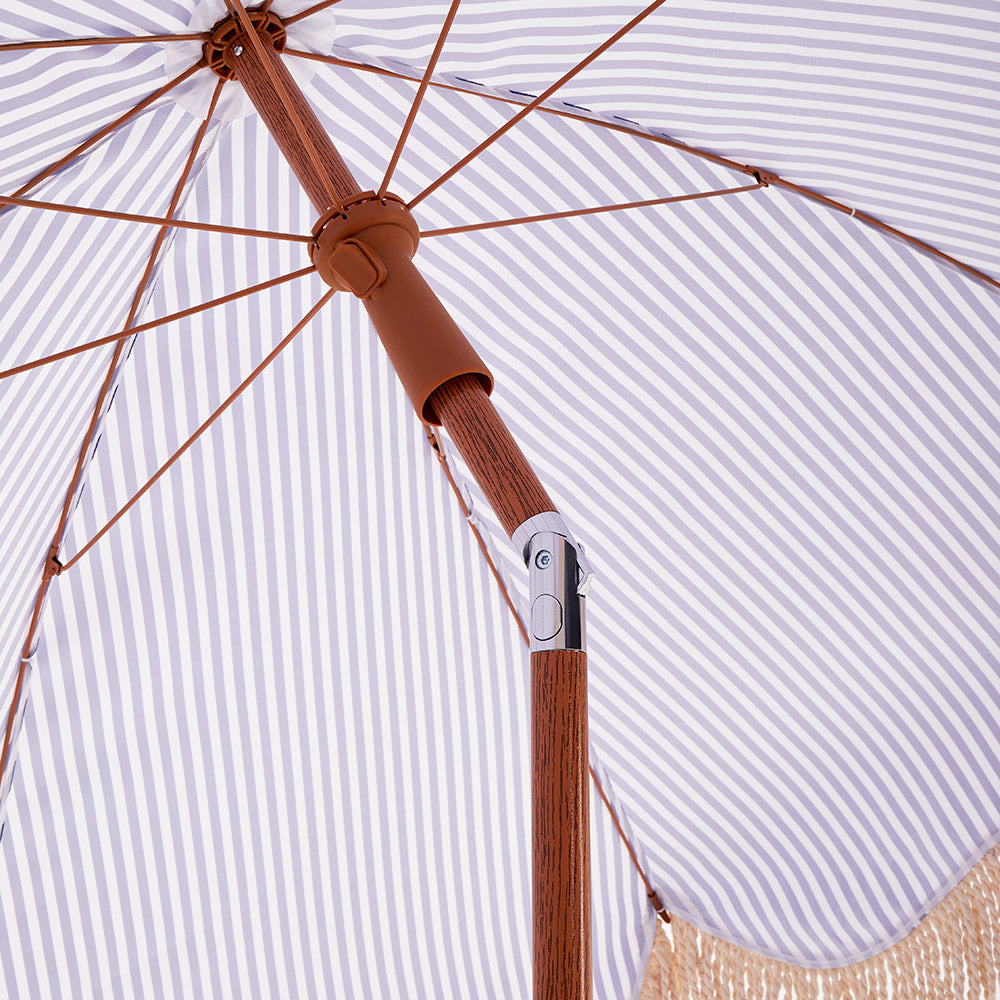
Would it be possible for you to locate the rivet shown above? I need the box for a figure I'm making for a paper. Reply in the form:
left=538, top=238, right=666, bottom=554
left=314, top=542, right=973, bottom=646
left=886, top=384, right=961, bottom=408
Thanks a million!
left=233, top=44, right=244, bottom=56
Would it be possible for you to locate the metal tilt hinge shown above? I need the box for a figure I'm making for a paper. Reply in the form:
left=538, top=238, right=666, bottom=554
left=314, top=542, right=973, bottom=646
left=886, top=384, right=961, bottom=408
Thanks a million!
left=513, top=512, right=594, bottom=652
left=217, top=6, right=594, bottom=996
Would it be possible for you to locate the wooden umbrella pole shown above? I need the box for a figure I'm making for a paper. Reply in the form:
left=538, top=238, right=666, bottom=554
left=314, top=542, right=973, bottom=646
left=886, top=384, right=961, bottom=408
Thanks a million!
left=430, top=376, right=592, bottom=1000
left=223, top=10, right=591, bottom=997
left=225, top=21, right=357, bottom=209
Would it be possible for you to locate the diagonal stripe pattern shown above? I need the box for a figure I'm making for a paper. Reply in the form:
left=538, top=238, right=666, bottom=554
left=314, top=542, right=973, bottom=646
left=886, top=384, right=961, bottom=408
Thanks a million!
left=1, top=2, right=1000, bottom=996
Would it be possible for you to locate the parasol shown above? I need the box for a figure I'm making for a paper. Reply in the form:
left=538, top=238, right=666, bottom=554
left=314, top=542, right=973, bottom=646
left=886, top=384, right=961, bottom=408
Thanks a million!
left=2, top=1, right=1000, bottom=997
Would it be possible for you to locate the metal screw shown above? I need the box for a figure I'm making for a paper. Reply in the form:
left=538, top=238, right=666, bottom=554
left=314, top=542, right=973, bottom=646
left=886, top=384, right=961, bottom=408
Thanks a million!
left=233, top=45, right=244, bottom=56
left=535, top=550, right=552, bottom=569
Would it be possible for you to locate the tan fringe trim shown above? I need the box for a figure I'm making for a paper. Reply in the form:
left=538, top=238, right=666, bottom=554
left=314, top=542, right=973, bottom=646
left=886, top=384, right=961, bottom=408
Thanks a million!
left=639, top=845, right=1000, bottom=1000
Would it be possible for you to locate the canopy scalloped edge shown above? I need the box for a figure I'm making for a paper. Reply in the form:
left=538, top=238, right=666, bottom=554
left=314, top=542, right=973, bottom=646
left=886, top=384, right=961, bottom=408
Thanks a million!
left=639, top=845, right=1000, bottom=998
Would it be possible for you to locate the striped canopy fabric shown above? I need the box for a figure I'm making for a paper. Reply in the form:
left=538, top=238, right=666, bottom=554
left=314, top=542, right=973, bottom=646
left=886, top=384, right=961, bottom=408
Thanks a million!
left=2, top=1, right=1000, bottom=996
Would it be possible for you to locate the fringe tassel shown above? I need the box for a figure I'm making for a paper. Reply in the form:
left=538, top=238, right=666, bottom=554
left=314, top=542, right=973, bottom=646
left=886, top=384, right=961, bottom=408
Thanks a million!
left=639, top=846, right=1000, bottom=1000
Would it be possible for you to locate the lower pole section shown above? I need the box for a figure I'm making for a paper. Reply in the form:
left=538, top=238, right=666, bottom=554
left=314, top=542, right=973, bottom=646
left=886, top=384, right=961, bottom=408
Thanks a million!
left=533, top=648, right=592, bottom=1000
left=434, top=375, right=592, bottom=1000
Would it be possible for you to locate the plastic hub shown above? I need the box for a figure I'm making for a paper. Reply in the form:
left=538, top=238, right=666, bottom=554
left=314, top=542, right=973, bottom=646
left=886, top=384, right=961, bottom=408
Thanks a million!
left=204, top=7, right=287, bottom=79
left=310, top=192, right=420, bottom=298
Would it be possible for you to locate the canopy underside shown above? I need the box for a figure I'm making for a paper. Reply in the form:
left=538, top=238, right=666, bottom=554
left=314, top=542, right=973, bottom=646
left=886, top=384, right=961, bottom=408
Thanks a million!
left=2, top=2, right=1000, bottom=996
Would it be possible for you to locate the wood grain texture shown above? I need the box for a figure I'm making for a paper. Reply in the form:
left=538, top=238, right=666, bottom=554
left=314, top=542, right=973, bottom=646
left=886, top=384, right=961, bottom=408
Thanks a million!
left=232, top=39, right=360, bottom=211
left=430, top=374, right=555, bottom=536
left=233, top=40, right=588, bottom=998
left=532, top=649, right=591, bottom=1000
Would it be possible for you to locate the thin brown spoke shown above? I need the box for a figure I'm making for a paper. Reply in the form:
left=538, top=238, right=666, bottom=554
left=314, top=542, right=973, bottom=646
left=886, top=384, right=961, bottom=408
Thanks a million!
left=378, top=0, right=463, bottom=200
left=223, top=0, right=340, bottom=208
left=10, top=60, right=205, bottom=201
left=283, top=47, right=743, bottom=174
left=0, top=192, right=312, bottom=243
left=0, top=266, right=316, bottom=383
left=589, top=767, right=670, bottom=923
left=285, top=52, right=1000, bottom=297
left=282, top=0, right=347, bottom=26
left=772, top=178, right=1000, bottom=294
left=425, top=422, right=671, bottom=922
left=61, top=79, right=224, bottom=534
left=423, top=424, right=530, bottom=646
left=0, top=33, right=203, bottom=52
left=285, top=50, right=369, bottom=70
left=61, top=289, right=337, bottom=573
left=421, top=183, right=764, bottom=237
left=407, top=0, right=669, bottom=209
left=0, top=78, right=224, bottom=792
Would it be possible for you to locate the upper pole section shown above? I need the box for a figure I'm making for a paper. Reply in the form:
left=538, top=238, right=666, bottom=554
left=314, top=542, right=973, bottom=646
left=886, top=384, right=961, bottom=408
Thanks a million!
left=213, top=2, right=493, bottom=423
left=213, top=2, right=360, bottom=211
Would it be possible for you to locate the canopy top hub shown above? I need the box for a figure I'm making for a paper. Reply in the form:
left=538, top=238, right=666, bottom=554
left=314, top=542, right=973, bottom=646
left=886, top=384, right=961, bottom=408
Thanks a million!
left=205, top=6, right=286, bottom=80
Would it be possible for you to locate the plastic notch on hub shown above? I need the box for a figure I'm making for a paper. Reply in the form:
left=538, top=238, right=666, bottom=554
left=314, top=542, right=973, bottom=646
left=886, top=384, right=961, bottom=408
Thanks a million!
left=327, top=239, right=387, bottom=298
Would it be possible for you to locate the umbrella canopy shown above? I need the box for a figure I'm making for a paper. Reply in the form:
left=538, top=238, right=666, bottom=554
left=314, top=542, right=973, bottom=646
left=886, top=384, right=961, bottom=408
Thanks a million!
left=2, top=1, right=1000, bottom=997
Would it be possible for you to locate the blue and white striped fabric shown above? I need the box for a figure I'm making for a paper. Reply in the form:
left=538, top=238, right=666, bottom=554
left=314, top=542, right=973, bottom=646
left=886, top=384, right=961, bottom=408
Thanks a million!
left=1, top=0, right=999, bottom=995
